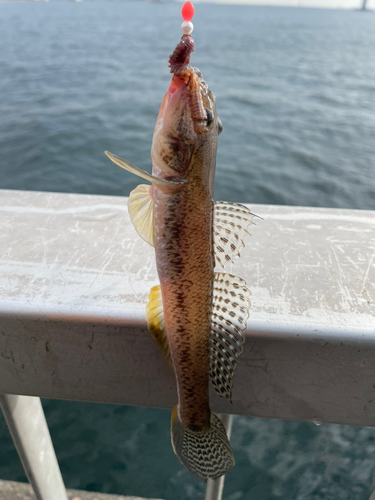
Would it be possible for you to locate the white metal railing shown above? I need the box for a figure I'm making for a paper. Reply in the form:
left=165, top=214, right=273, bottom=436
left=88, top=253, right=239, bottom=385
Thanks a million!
left=0, top=394, right=68, bottom=500
left=0, top=189, right=374, bottom=500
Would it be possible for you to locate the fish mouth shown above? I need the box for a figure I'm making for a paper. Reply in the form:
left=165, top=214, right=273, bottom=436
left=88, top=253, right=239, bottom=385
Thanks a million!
left=165, top=34, right=214, bottom=135
left=151, top=35, right=218, bottom=179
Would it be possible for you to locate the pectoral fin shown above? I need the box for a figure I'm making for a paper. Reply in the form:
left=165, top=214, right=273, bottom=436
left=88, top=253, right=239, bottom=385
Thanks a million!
left=146, top=285, right=172, bottom=368
left=210, top=273, right=251, bottom=401
left=105, top=151, right=178, bottom=187
left=128, top=184, right=154, bottom=246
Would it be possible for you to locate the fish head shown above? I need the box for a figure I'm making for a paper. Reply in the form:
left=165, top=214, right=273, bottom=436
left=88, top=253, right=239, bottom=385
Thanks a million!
left=151, top=65, right=222, bottom=183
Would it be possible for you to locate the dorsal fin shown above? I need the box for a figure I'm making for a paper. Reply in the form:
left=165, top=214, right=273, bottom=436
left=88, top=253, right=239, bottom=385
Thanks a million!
left=210, top=273, right=251, bottom=401
left=128, top=184, right=154, bottom=247
left=146, top=285, right=172, bottom=367
left=213, top=201, right=257, bottom=268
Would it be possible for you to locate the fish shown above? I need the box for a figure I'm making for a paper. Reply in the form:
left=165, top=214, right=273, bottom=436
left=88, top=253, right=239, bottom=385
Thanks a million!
left=105, top=32, right=255, bottom=481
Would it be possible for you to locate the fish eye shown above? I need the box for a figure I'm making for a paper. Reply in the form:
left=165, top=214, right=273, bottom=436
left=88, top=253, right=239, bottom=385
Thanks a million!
left=217, top=118, right=223, bottom=135
left=205, top=109, right=213, bottom=126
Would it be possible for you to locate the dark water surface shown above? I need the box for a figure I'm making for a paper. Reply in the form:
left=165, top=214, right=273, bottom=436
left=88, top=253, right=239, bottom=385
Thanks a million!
left=1, top=2, right=375, bottom=500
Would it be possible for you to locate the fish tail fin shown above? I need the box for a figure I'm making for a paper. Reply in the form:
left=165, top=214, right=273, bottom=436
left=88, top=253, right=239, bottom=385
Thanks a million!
left=171, top=406, right=235, bottom=481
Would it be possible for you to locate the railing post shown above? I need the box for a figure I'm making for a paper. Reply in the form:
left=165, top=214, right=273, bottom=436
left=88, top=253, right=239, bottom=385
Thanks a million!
left=204, top=413, right=233, bottom=500
left=0, top=394, right=68, bottom=500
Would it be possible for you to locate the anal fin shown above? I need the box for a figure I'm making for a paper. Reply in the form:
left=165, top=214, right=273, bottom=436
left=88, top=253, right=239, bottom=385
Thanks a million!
left=146, top=285, right=172, bottom=367
left=210, top=273, right=251, bottom=401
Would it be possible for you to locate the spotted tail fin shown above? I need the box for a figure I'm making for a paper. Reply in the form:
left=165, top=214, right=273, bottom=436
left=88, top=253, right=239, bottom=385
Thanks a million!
left=171, top=406, right=234, bottom=481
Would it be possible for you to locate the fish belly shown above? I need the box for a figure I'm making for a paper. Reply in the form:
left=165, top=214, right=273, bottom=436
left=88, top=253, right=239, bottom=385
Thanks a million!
left=153, top=184, right=214, bottom=430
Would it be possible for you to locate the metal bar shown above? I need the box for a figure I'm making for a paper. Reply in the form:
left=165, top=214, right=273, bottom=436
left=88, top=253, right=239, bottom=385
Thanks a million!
left=0, top=394, right=68, bottom=500
left=204, top=414, right=233, bottom=500
left=0, top=190, right=374, bottom=425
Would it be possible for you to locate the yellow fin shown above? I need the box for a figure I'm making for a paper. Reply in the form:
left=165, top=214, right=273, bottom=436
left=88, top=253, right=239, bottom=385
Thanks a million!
left=146, top=285, right=172, bottom=367
left=171, top=406, right=234, bottom=481
left=128, top=184, right=154, bottom=247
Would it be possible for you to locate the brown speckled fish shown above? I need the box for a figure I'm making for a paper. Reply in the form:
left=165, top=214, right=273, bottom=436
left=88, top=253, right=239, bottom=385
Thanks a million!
left=105, top=33, right=255, bottom=481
